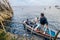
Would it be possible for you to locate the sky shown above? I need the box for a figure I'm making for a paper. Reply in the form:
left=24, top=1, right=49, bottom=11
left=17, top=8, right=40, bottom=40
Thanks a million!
left=9, top=0, right=60, bottom=6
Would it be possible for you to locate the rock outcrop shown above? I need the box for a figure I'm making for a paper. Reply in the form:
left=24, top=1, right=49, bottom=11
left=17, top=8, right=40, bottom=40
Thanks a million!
left=0, top=0, right=13, bottom=22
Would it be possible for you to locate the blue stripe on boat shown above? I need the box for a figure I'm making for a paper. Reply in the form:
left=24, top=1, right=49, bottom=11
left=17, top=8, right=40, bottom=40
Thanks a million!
left=47, top=29, right=55, bottom=37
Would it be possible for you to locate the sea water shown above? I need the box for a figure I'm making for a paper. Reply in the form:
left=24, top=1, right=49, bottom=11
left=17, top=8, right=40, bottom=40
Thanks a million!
left=7, top=6, right=60, bottom=38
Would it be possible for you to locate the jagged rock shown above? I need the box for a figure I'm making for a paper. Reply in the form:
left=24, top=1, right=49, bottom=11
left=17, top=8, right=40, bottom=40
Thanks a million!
left=0, top=29, right=16, bottom=40
left=0, top=16, right=4, bottom=22
left=0, top=0, right=13, bottom=22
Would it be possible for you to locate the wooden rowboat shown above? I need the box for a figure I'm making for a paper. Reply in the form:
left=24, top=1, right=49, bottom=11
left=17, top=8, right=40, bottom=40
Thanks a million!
left=23, top=21, right=60, bottom=40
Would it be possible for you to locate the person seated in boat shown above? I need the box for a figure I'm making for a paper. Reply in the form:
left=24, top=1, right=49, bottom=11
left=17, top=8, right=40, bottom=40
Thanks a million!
left=25, top=19, right=34, bottom=27
left=40, top=13, right=48, bottom=34
left=34, top=17, right=41, bottom=31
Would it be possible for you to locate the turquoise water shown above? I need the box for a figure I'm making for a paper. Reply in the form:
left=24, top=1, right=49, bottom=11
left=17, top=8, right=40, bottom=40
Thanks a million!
left=7, top=6, right=60, bottom=37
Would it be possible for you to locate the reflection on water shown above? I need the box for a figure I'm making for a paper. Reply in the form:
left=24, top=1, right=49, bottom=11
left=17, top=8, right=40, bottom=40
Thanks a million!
left=7, top=6, right=60, bottom=37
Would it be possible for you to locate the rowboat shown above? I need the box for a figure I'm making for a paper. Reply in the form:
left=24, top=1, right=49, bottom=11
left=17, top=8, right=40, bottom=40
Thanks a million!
left=23, top=21, right=60, bottom=40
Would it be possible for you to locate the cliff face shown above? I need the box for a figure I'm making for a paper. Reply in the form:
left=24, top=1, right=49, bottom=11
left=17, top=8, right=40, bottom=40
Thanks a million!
left=0, top=0, right=13, bottom=22
left=0, top=1, right=15, bottom=40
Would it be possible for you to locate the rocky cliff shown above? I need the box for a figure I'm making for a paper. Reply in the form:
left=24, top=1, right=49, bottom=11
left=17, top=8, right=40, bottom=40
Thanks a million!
left=0, top=0, right=13, bottom=22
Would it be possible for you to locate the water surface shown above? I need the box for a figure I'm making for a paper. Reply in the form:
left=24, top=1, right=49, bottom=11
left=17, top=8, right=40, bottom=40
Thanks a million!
left=7, top=6, right=60, bottom=37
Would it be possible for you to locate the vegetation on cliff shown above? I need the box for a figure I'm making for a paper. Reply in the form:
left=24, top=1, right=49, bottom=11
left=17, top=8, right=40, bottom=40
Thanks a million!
left=0, top=29, right=16, bottom=40
left=0, top=0, right=15, bottom=40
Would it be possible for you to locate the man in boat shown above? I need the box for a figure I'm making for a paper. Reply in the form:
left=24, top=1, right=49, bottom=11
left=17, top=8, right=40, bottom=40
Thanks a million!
left=34, top=17, right=41, bottom=31
left=25, top=19, right=34, bottom=27
left=40, top=13, right=48, bottom=34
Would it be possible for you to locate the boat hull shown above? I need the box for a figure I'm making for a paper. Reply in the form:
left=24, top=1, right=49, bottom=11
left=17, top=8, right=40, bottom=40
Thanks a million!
left=23, top=23, right=60, bottom=40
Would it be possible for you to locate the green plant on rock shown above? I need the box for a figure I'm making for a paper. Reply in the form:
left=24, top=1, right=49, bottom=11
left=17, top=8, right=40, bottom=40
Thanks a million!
left=0, top=29, right=16, bottom=40
left=11, top=37, right=16, bottom=40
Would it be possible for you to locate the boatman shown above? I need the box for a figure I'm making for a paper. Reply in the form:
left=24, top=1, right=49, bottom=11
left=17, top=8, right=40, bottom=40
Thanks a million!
left=34, top=17, right=40, bottom=30
left=40, top=13, right=48, bottom=34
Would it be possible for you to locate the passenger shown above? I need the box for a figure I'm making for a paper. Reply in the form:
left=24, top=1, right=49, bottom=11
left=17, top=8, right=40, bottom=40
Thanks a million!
left=25, top=19, right=30, bottom=25
left=34, top=17, right=41, bottom=31
left=40, top=13, right=48, bottom=34
left=26, top=19, right=34, bottom=27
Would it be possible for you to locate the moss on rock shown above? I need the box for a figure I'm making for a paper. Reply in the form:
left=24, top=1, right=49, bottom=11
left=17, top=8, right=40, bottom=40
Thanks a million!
left=0, top=29, right=16, bottom=40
